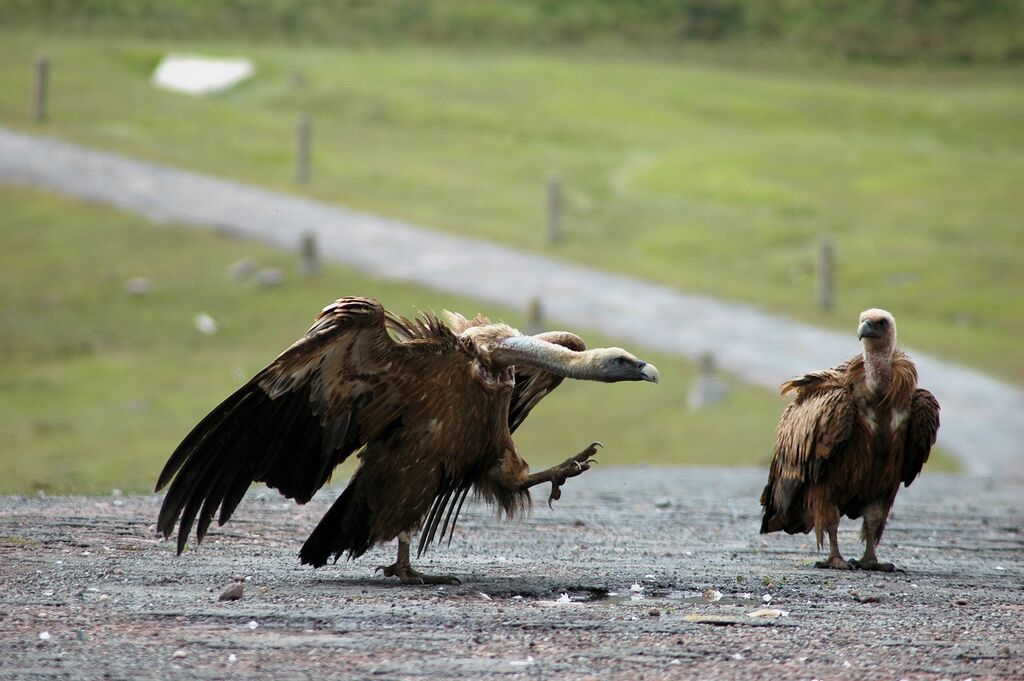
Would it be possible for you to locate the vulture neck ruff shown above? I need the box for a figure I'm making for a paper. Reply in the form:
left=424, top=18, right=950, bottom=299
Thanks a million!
left=495, top=336, right=592, bottom=380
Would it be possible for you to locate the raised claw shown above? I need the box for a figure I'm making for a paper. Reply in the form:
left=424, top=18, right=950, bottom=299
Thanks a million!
left=548, top=484, right=563, bottom=510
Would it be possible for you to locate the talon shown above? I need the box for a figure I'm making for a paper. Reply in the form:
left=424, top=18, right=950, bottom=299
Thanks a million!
left=548, top=483, right=563, bottom=510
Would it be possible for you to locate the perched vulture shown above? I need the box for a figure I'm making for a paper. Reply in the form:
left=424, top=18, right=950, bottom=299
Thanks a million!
left=155, top=297, right=659, bottom=583
left=760, top=309, right=940, bottom=571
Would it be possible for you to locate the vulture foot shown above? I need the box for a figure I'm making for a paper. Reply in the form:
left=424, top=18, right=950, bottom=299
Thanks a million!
left=375, top=562, right=461, bottom=585
left=814, top=556, right=853, bottom=570
left=547, top=441, right=601, bottom=509
left=849, top=559, right=897, bottom=572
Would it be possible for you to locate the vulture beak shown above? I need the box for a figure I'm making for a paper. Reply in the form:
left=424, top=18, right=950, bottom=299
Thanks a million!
left=858, top=319, right=879, bottom=340
left=638, top=361, right=660, bottom=384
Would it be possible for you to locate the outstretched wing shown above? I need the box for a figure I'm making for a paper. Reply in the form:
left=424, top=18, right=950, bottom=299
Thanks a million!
left=761, top=383, right=859, bottom=531
left=902, top=388, right=940, bottom=486
left=155, top=297, right=457, bottom=553
left=507, top=331, right=587, bottom=433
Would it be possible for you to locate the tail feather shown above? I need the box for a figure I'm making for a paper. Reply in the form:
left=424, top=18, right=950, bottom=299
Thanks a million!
left=759, top=478, right=805, bottom=535
left=299, top=473, right=377, bottom=567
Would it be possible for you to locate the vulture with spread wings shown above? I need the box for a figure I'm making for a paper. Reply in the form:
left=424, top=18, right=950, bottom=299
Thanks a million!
left=760, top=308, right=940, bottom=572
left=156, top=297, right=659, bottom=583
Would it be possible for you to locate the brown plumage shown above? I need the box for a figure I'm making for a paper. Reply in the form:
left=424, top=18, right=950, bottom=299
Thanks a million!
left=760, top=308, right=940, bottom=572
left=155, top=296, right=659, bottom=583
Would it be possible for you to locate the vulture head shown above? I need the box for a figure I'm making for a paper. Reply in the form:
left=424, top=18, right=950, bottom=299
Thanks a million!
left=588, top=347, right=660, bottom=384
left=857, top=308, right=897, bottom=355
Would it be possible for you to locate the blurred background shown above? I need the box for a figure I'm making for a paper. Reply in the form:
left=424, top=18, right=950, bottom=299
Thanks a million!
left=1, top=0, right=1021, bottom=494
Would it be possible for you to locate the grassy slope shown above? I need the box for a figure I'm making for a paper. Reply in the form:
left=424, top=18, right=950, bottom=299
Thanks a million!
left=7, top=185, right=916, bottom=495
left=1, top=33, right=1020, bottom=383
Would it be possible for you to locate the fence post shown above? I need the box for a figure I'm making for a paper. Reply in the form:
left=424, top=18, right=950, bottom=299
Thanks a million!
left=687, top=351, right=731, bottom=411
left=299, top=232, right=320, bottom=276
left=525, top=296, right=544, bottom=335
left=32, top=55, right=49, bottom=123
left=296, top=114, right=311, bottom=185
left=817, top=234, right=834, bottom=312
left=545, top=173, right=562, bottom=244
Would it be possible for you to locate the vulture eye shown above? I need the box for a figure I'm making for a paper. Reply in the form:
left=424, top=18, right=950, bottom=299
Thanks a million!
left=615, top=357, right=629, bottom=366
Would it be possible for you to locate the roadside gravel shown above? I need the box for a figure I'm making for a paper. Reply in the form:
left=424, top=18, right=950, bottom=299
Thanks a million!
left=1, top=467, right=1020, bottom=679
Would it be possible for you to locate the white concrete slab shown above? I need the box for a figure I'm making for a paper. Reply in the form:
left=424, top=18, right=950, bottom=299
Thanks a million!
left=151, top=54, right=255, bottom=96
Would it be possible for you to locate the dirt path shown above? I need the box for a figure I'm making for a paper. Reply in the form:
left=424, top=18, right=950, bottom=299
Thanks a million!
left=1, top=127, right=1022, bottom=475
left=1, top=467, right=1021, bottom=680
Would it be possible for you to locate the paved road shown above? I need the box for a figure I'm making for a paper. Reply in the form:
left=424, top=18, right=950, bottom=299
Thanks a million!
left=1, top=127, right=1021, bottom=475
left=0, top=468, right=1020, bottom=680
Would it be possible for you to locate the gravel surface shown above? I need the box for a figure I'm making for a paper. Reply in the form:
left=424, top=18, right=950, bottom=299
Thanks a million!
left=1, top=127, right=1022, bottom=476
left=1, top=467, right=1021, bottom=680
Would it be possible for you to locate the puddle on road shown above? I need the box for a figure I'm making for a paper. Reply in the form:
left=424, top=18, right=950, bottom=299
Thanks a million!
left=514, top=587, right=757, bottom=606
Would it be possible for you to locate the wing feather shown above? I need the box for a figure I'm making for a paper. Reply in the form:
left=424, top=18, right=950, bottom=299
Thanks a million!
left=761, top=381, right=858, bottom=532
left=902, top=388, right=940, bottom=486
left=155, top=297, right=457, bottom=554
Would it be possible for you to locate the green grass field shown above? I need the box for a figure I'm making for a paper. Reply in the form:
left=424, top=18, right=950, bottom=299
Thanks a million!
left=10, top=185, right=940, bottom=495
left=0, top=33, right=1021, bottom=383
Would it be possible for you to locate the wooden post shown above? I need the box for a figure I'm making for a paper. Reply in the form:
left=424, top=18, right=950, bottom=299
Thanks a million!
left=299, top=232, right=320, bottom=276
left=32, top=55, right=49, bottom=123
left=525, top=296, right=544, bottom=335
left=296, top=114, right=311, bottom=185
left=687, top=351, right=731, bottom=411
left=817, top=234, right=834, bottom=312
left=545, top=173, right=562, bottom=244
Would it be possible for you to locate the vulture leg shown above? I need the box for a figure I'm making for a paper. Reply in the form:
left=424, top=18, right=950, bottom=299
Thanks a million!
left=519, top=442, right=601, bottom=508
left=375, top=532, right=460, bottom=585
left=814, top=525, right=852, bottom=570
left=850, top=502, right=896, bottom=572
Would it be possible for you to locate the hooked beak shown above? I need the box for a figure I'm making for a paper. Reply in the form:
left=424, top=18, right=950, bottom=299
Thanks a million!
left=639, top=361, right=660, bottom=384
left=857, top=320, right=880, bottom=340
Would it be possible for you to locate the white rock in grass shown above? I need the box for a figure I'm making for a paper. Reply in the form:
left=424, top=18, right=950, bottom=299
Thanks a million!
left=124, top=277, right=153, bottom=296
left=228, top=257, right=257, bottom=281
left=256, top=267, right=285, bottom=287
left=152, top=55, right=255, bottom=96
left=194, top=313, right=218, bottom=335
left=38, top=631, right=51, bottom=641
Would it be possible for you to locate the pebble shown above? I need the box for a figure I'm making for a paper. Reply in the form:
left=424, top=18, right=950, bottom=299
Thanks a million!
left=703, top=589, right=723, bottom=602
left=218, top=582, right=244, bottom=602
